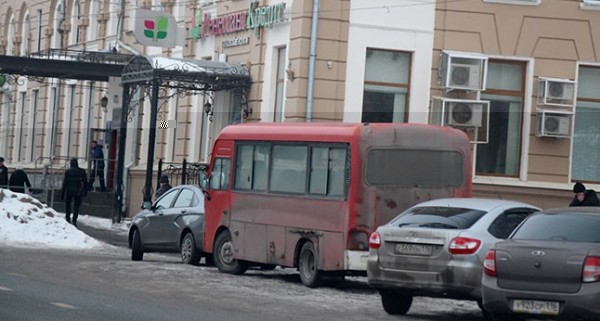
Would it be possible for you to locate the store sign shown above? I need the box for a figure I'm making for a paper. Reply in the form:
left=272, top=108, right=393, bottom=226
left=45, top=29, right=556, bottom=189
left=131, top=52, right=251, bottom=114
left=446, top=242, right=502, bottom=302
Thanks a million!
left=222, top=37, right=250, bottom=49
left=134, top=9, right=179, bottom=48
left=189, top=1, right=286, bottom=40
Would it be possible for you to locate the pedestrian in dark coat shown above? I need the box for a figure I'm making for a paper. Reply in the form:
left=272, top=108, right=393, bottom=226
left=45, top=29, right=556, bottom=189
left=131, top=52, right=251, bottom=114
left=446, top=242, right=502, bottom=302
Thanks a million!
left=8, top=166, right=32, bottom=194
left=156, top=175, right=172, bottom=199
left=0, top=157, right=8, bottom=188
left=62, top=158, right=88, bottom=227
left=89, top=140, right=107, bottom=192
left=569, top=182, right=600, bottom=207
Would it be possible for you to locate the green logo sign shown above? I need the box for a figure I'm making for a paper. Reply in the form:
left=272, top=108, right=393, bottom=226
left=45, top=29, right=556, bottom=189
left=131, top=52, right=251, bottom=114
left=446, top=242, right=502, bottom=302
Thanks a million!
left=144, top=17, right=169, bottom=42
left=134, top=9, right=180, bottom=48
left=0, top=74, right=6, bottom=87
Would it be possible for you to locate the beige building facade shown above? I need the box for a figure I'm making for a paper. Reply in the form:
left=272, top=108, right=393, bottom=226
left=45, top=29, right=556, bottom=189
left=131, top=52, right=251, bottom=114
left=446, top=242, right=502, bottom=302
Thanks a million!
left=432, top=0, right=600, bottom=207
left=0, top=0, right=598, bottom=216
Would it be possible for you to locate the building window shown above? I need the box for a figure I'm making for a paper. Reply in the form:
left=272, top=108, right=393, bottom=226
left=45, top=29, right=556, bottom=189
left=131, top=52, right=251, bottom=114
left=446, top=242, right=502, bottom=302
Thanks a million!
left=30, top=90, right=38, bottom=162
left=21, top=13, right=30, bottom=56
left=572, top=66, right=600, bottom=182
left=477, top=60, right=525, bottom=177
left=17, top=92, right=26, bottom=162
left=87, top=0, right=98, bottom=42
left=274, top=47, right=286, bottom=122
left=1, top=94, right=10, bottom=158
left=53, top=2, right=64, bottom=49
left=362, top=49, right=410, bottom=123
left=7, top=15, right=15, bottom=55
left=69, top=1, right=80, bottom=45
left=66, top=84, right=76, bottom=157
left=229, top=92, right=242, bottom=125
left=36, top=9, right=42, bottom=52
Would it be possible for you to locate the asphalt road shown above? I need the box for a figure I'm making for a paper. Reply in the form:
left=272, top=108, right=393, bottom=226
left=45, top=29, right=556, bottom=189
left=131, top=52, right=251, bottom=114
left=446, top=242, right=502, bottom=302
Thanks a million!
left=0, top=245, right=485, bottom=321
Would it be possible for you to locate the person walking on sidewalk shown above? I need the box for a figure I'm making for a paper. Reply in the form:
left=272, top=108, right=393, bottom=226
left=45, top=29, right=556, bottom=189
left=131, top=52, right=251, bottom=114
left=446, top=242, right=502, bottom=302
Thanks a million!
left=62, top=158, right=88, bottom=227
left=89, top=140, right=107, bottom=192
left=8, top=165, right=32, bottom=194
left=0, top=157, right=8, bottom=188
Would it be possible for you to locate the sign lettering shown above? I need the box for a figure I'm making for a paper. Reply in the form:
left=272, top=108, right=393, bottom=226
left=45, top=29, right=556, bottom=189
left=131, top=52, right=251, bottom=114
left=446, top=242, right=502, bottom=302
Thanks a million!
left=189, top=1, right=286, bottom=40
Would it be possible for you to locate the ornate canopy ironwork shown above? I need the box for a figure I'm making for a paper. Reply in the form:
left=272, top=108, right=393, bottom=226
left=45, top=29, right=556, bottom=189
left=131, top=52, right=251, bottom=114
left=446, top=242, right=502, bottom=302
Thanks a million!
left=121, top=55, right=250, bottom=92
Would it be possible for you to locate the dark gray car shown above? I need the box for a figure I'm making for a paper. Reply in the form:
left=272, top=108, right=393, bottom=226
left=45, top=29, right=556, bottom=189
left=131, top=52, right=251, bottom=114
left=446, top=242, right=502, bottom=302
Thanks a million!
left=128, top=185, right=206, bottom=265
left=482, top=207, right=600, bottom=321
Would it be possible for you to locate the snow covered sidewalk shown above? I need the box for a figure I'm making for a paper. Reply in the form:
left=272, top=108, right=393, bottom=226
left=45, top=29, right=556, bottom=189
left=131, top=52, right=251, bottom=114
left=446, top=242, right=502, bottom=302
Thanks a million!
left=0, top=189, right=128, bottom=249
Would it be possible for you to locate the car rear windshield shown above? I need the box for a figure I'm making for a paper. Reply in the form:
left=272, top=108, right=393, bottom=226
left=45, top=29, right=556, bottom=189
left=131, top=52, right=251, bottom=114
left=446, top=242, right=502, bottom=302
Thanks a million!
left=512, top=214, right=600, bottom=243
left=389, top=206, right=486, bottom=230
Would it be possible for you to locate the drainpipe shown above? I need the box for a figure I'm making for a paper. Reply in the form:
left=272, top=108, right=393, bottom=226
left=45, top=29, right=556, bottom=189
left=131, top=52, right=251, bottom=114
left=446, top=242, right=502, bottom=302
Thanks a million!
left=306, top=0, right=320, bottom=123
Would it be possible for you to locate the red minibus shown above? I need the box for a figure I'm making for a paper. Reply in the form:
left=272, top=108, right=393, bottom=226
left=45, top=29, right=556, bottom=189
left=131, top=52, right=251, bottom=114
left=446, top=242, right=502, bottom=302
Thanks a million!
left=199, top=122, right=472, bottom=287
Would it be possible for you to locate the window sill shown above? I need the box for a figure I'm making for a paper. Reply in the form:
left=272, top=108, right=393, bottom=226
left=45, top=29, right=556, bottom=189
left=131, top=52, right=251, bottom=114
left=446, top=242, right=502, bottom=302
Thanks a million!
left=483, top=0, right=541, bottom=6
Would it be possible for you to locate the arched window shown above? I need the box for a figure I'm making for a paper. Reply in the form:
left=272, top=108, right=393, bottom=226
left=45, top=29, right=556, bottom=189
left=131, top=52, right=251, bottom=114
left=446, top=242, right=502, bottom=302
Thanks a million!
left=52, top=1, right=64, bottom=49
left=87, top=0, right=99, bottom=42
left=21, top=12, right=30, bottom=56
left=7, top=14, right=15, bottom=55
left=107, top=0, right=119, bottom=37
left=69, top=1, right=80, bottom=45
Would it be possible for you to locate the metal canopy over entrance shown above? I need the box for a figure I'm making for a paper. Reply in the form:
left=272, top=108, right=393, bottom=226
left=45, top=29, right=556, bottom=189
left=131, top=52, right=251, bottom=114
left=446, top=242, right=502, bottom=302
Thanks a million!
left=0, top=49, right=133, bottom=81
left=118, top=55, right=251, bottom=212
left=121, top=55, right=250, bottom=90
left=0, top=50, right=252, bottom=222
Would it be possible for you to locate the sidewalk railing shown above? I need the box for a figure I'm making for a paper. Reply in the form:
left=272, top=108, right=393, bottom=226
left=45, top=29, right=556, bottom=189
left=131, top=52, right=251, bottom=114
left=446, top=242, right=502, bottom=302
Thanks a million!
left=157, top=159, right=208, bottom=187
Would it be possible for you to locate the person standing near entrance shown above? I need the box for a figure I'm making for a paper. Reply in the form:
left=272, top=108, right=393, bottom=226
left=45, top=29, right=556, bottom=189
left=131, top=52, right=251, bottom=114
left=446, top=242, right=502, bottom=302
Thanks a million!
left=62, top=158, right=88, bottom=227
left=0, top=157, right=8, bottom=188
left=89, top=140, right=107, bottom=192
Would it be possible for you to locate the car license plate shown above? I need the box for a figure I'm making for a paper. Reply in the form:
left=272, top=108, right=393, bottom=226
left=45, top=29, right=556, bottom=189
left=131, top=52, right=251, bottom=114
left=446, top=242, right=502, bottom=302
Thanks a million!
left=394, top=243, right=433, bottom=256
left=512, top=299, right=559, bottom=315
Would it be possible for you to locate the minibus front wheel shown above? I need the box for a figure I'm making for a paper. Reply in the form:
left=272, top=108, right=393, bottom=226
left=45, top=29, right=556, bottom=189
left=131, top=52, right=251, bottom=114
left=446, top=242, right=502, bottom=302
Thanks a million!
left=213, top=230, right=248, bottom=275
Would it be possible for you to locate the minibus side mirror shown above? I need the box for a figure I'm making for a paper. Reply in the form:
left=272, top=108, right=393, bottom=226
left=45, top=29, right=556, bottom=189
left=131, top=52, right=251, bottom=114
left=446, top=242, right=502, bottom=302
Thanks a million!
left=198, top=171, right=211, bottom=201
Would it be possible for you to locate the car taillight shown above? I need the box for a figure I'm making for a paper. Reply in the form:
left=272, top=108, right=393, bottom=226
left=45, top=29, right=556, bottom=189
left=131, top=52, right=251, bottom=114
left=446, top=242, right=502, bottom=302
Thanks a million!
left=448, top=236, right=481, bottom=255
left=369, top=231, right=381, bottom=249
left=483, top=249, right=496, bottom=277
left=582, top=256, right=600, bottom=283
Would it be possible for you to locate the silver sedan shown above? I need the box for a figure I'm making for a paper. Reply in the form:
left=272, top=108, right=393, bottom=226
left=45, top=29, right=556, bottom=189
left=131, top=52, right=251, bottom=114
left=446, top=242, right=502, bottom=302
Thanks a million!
left=128, top=185, right=206, bottom=265
left=367, top=198, right=539, bottom=317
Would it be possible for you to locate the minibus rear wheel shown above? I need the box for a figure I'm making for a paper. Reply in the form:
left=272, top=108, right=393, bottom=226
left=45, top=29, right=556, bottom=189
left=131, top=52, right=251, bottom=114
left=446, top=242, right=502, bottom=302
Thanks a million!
left=298, top=241, right=321, bottom=288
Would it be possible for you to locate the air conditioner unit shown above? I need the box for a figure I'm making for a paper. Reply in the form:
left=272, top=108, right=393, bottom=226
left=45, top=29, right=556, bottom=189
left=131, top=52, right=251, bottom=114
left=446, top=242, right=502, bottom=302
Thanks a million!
left=536, top=110, right=572, bottom=138
left=449, top=64, right=481, bottom=89
left=538, top=78, right=576, bottom=106
left=440, top=51, right=488, bottom=91
left=447, top=101, right=484, bottom=127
